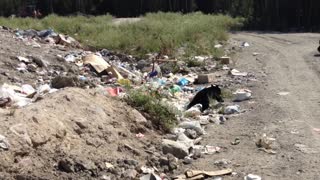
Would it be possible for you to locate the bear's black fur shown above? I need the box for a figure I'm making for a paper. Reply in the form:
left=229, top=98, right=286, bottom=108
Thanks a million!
left=187, top=85, right=224, bottom=112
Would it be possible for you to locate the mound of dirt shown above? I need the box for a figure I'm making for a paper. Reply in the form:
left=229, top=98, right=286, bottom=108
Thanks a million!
left=0, top=88, right=159, bottom=179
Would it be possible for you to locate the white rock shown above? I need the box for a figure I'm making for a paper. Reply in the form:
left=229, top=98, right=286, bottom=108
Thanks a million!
left=244, top=174, right=262, bottom=180
left=224, top=105, right=240, bottom=114
left=162, top=139, right=189, bottom=159
left=234, top=89, right=252, bottom=101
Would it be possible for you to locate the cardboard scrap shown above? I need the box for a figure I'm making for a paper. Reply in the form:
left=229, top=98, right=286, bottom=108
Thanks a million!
left=175, top=169, right=232, bottom=180
left=83, top=54, right=111, bottom=73
left=107, top=66, right=124, bottom=79
left=83, top=54, right=124, bottom=79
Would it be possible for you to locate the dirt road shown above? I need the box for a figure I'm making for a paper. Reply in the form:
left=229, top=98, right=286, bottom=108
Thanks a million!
left=189, top=33, right=320, bottom=180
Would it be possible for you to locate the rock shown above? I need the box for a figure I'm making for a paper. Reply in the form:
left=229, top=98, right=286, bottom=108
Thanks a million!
left=86, top=137, right=104, bottom=147
left=214, top=159, right=231, bottom=167
left=123, top=169, right=137, bottom=179
left=0, top=134, right=10, bottom=150
left=136, top=60, right=149, bottom=70
left=212, top=177, right=223, bottom=180
left=147, top=155, right=160, bottom=167
left=130, top=109, right=147, bottom=124
left=184, top=129, right=198, bottom=139
left=176, top=133, right=194, bottom=148
left=75, top=119, right=89, bottom=129
left=58, top=159, right=74, bottom=173
left=100, top=175, right=111, bottom=180
left=140, top=166, right=155, bottom=174
left=215, top=116, right=226, bottom=124
left=234, top=89, right=252, bottom=101
left=27, top=64, right=38, bottom=72
left=192, top=149, right=202, bottom=159
left=162, top=139, right=189, bottom=159
left=139, top=173, right=162, bottom=180
left=124, top=159, right=139, bottom=167
left=30, top=133, right=50, bottom=148
left=74, top=159, right=97, bottom=172
left=30, top=56, right=48, bottom=68
left=51, top=75, right=80, bottom=89
left=10, top=124, right=32, bottom=146
left=0, top=98, right=11, bottom=108
left=183, top=157, right=193, bottom=164
left=178, top=121, right=205, bottom=135
left=159, top=156, right=169, bottom=166
left=197, top=73, right=215, bottom=84
left=244, top=174, right=261, bottom=180
left=224, top=105, right=240, bottom=114
left=167, top=154, right=178, bottom=171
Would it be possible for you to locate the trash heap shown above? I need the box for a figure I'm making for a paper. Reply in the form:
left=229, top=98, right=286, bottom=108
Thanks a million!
left=14, top=28, right=81, bottom=48
left=0, top=27, right=260, bottom=180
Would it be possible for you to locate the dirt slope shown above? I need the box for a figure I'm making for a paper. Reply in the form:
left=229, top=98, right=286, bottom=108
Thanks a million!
left=0, top=88, right=159, bottom=179
left=184, top=32, right=320, bottom=180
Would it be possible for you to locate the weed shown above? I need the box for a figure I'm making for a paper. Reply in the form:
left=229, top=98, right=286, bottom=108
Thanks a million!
left=221, top=89, right=233, bottom=99
left=126, top=89, right=177, bottom=132
left=186, top=59, right=203, bottom=67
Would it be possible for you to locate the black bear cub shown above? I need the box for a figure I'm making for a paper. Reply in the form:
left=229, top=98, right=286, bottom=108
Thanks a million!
left=187, top=85, right=224, bottom=112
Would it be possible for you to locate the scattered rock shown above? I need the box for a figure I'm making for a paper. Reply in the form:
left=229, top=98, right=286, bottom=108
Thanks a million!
left=184, top=129, right=198, bottom=139
left=167, top=154, right=178, bottom=171
left=162, top=139, right=189, bottom=159
left=51, top=75, right=80, bottom=89
left=244, top=174, right=261, bottom=180
left=58, top=159, right=74, bottom=173
left=183, top=157, right=193, bottom=164
left=0, top=134, right=10, bottom=150
left=75, top=119, right=89, bottom=129
left=139, top=173, right=162, bottom=180
left=30, top=133, right=50, bottom=148
left=123, top=169, right=137, bottom=179
left=178, top=121, right=205, bottom=135
left=100, top=175, right=111, bottom=180
left=224, top=105, right=240, bottom=114
left=231, top=137, right=240, bottom=145
left=27, top=64, right=38, bottom=72
left=214, top=159, right=231, bottom=167
left=234, top=89, right=252, bottom=101
left=30, top=56, right=48, bottom=68
left=130, top=109, right=148, bottom=124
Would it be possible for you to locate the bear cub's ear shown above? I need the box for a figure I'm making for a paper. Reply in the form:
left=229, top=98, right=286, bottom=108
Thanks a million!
left=211, top=84, right=219, bottom=88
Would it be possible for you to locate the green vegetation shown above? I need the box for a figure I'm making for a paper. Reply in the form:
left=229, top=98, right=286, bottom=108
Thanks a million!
left=221, top=89, right=233, bottom=99
left=0, top=12, right=242, bottom=57
left=126, top=89, right=178, bottom=133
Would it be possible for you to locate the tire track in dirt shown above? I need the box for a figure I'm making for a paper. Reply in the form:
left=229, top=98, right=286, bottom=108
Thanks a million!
left=188, top=32, right=320, bottom=180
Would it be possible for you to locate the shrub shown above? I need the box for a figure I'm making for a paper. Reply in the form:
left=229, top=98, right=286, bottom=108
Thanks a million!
left=126, top=89, right=177, bottom=133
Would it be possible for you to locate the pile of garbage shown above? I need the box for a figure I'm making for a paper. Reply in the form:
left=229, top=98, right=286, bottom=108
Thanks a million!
left=15, top=28, right=81, bottom=48
left=0, top=27, right=259, bottom=179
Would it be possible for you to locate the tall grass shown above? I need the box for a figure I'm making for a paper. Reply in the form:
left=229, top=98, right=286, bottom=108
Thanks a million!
left=0, top=12, right=243, bottom=57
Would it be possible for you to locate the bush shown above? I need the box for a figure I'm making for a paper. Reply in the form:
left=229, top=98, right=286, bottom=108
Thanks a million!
left=126, top=89, right=177, bottom=133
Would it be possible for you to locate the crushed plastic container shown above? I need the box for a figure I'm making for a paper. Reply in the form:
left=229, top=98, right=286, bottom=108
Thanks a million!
left=177, top=78, right=189, bottom=86
left=170, top=85, right=182, bottom=94
left=118, top=79, right=131, bottom=86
